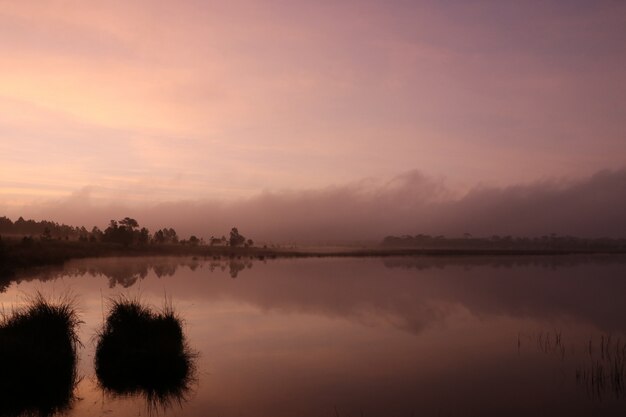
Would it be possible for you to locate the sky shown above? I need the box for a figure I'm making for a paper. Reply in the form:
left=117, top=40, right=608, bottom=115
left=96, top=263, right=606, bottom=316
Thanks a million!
left=0, top=1, right=625, bottom=240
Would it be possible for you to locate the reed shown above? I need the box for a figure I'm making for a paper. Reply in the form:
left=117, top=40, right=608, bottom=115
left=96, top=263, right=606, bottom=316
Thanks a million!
left=95, top=296, right=196, bottom=412
left=0, top=293, right=81, bottom=417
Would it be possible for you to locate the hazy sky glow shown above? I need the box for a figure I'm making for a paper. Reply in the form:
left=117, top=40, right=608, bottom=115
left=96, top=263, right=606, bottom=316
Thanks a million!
left=1, top=1, right=625, bottom=237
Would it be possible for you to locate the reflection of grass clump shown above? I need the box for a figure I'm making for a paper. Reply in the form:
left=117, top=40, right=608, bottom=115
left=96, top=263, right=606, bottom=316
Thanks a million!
left=95, top=297, right=195, bottom=411
left=0, top=294, right=81, bottom=417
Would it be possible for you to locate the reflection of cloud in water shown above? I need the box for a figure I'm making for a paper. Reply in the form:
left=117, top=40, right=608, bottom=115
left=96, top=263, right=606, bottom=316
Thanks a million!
left=185, top=255, right=626, bottom=335
left=8, top=255, right=626, bottom=335
left=381, top=255, right=626, bottom=334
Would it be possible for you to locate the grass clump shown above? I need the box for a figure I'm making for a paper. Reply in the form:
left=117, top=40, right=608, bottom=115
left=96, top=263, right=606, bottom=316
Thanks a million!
left=95, top=297, right=195, bottom=411
left=0, top=293, right=81, bottom=417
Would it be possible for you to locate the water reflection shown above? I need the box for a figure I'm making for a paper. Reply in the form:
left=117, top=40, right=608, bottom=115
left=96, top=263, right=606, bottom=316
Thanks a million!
left=9, top=254, right=626, bottom=334
left=95, top=298, right=196, bottom=414
left=0, top=256, right=257, bottom=291
left=382, top=255, right=626, bottom=333
left=203, top=257, right=254, bottom=278
left=2, top=255, right=626, bottom=416
left=383, top=253, right=626, bottom=270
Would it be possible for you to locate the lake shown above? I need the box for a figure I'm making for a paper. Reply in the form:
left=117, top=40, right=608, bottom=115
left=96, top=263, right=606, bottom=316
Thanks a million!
left=1, top=255, right=626, bottom=416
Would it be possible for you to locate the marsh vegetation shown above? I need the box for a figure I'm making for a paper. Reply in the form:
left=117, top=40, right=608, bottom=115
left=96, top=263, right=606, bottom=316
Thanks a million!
left=519, top=330, right=626, bottom=401
left=95, top=297, right=196, bottom=412
left=0, top=294, right=81, bottom=417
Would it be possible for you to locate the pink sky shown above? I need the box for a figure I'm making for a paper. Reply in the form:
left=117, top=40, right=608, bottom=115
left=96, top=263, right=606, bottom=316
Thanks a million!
left=1, top=1, right=625, bottom=211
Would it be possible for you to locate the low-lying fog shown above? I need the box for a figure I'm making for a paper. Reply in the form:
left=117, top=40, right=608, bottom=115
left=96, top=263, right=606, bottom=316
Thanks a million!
left=4, top=168, right=626, bottom=243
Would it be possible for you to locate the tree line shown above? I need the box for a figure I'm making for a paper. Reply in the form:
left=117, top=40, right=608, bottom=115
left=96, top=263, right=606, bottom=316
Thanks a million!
left=0, top=216, right=253, bottom=248
left=382, top=233, right=626, bottom=251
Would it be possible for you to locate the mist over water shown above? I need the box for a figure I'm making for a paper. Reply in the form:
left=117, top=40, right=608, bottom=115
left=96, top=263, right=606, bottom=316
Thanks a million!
left=6, top=168, right=626, bottom=243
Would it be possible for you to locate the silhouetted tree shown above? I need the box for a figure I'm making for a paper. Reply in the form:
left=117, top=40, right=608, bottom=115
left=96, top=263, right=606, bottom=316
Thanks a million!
left=209, top=235, right=227, bottom=246
left=152, top=228, right=178, bottom=244
left=91, top=226, right=103, bottom=242
left=119, top=217, right=139, bottom=231
left=103, top=218, right=145, bottom=246
left=0, top=217, right=13, bottom=233
left=138, top=227, right=150, bottom=245
left=153, top=230, right=165, bottom=244
left=229, top=227, right=246, bottom=247
left=103, top=220, right=120, bottom=244
left=166, top=228, right=178, bottom=243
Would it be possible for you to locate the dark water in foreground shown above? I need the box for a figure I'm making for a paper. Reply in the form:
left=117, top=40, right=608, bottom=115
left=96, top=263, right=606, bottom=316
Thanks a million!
left=2, top=255, right=626, bottom=417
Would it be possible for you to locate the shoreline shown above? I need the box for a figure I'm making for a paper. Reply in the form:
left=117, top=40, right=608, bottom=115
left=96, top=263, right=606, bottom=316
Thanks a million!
left=2, top=239, right=626, bottom=275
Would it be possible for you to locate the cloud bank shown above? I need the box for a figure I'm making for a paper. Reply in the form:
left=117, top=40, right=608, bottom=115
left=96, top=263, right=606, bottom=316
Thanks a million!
left=4, top=168, right=626, bottom=243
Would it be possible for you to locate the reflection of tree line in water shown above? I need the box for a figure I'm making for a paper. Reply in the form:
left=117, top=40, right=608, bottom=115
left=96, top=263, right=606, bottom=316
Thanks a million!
left=518, top=330, right=626, bottom=401
left=384, top=254, right=626, bottom=271
left=0, top=256, right=258, bottom=292
left=5, top=254, right=626, bottom=293
left=0, top=294, right=196, bottom=417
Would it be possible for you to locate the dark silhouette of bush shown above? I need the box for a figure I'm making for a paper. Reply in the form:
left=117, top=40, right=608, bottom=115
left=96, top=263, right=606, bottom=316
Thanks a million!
left=0, top=294, right=81, bottom=417
left=95, top=298, right=195, bottom=412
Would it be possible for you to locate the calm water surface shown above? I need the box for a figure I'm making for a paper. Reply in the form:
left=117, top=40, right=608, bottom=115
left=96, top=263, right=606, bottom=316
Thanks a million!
left=2, top=255, right=626, bottom=416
